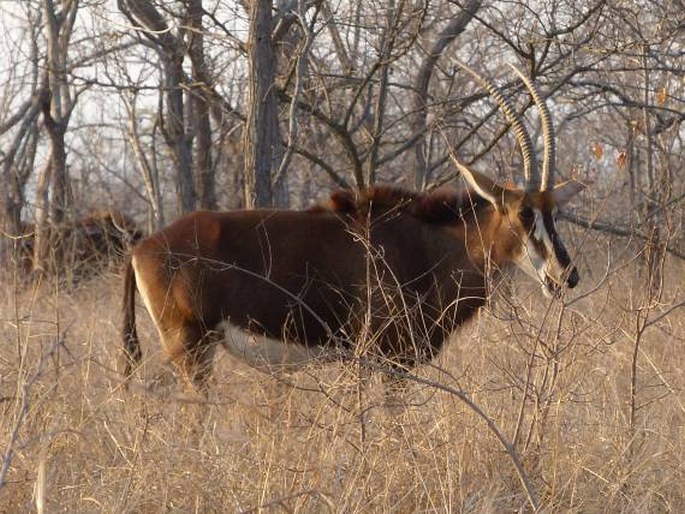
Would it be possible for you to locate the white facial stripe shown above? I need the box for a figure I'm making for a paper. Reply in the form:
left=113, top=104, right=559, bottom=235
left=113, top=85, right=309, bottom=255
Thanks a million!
left=524, top=238, right=546, bottom=276
left=517, top=209, right=554, bottom=284
left=533, top=209, right=552, bottom=245
left=532, top=208, right=557, bottom=257
left=516, top=207, right=572, bottom=297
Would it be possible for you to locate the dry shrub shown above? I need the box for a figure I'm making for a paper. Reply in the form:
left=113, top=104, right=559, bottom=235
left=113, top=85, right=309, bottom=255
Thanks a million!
left=1, top=235, right=684, bottom=513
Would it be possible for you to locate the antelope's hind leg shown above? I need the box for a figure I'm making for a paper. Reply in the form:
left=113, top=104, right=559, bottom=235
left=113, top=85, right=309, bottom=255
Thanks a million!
left=160, top=321, right=218, bottom=396
left=155, top=321, right=219, bottom=447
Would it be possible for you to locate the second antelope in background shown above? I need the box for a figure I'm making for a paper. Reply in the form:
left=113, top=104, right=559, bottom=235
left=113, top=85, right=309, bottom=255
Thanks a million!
left=121, top=63, right=587, bottom=392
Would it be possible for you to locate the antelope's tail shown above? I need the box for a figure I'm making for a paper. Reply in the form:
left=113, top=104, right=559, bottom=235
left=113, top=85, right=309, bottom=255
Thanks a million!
left=121, top=255, right=142, bottom=381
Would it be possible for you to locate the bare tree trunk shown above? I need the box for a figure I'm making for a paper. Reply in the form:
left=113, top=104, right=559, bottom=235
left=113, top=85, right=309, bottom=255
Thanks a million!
left=163, top=50, right=196, bottom=214
left=124, top=92, right=165, bottom=230
left=0, top=87, right=43, bottom=262
left=120, top=0, right=196, bottom=215
left=244, top=0, right=277, bottom=208
left=364, top=0, right=395, bottom=187
left=43, top=0, right=76, bottom=225
left=411, top=0, right=482, bottom=190
left=187, top=0, right=216, bottom=210
left=273, top=0, right=319, bottom=208
left=33, top=0, right=79, bottom=272
left=640, top=43, right=663, bottom=293
left=320, top=0, right=351, bottom=72
left=32, top=159, right=52, bottom=275
left=44, top=116, right=69, bottom=229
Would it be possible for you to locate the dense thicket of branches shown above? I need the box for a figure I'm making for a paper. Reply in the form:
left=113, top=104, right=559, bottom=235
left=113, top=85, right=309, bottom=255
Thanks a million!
left=0, top=0, right=683, bottom=270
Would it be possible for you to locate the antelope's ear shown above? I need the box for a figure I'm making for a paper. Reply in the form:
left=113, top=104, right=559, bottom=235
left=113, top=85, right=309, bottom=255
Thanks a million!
left=553, top=180, right=586, bottom=207
left=455, top=160, right=505, bottom=210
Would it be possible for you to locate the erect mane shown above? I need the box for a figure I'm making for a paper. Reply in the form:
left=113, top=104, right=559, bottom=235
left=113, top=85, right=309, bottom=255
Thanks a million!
left=310, top=185, right=490, bottom=224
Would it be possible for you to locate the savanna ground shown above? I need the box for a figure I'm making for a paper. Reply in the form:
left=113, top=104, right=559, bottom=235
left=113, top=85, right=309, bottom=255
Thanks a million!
left=1, top=231, right=684, bottom=513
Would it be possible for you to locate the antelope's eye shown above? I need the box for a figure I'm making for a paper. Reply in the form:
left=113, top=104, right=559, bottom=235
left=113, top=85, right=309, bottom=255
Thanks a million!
left=518, top=207, right=535, bottom=226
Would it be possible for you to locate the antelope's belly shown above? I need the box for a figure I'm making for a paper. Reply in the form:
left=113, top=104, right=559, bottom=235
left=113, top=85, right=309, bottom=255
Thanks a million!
left=218, top=321, right=336, bottom=372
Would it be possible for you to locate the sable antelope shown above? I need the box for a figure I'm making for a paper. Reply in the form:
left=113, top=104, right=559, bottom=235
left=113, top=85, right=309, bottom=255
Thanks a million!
left=70, top=210, right=143, bottom=268
left=121, top=64, right=586, bottom=392
left=12, top=210, right=142, bottom=276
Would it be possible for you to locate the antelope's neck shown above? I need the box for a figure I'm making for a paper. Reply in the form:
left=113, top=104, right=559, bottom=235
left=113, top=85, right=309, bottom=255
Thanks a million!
left=465, top=205, right=509, bottom=271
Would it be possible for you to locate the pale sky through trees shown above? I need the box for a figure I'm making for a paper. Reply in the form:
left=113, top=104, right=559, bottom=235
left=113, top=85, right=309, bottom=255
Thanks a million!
left=0, top=0, right=681, bottom=243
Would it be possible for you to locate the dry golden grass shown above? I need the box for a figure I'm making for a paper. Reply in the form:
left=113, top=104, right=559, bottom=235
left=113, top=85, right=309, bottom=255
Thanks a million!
left=1, top=241, right=684, bottom=513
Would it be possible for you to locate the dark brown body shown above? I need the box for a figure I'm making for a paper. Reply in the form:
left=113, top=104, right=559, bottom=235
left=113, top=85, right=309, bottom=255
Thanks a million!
left=122, top=188, right=501, bottom=388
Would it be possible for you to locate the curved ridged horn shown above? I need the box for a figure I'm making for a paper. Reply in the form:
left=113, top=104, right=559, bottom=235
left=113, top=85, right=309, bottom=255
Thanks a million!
left=455, top=60, right=540, bottom=191
left=508, top=64, right=556, bottom=190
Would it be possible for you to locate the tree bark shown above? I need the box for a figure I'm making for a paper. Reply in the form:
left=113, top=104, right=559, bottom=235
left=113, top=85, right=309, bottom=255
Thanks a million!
left=244, top=0, right=278, bottom=208
left=0, top=86, right=43, bottom=262
left=187, top=0, right=216, bottom=210
left=163, top=44, right=195, bottom=214
left=32, top=0, right=78, bottom=272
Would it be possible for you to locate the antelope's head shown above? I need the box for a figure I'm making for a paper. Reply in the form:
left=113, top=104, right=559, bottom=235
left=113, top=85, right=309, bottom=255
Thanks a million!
left=450, top=63, right=586, bottom=298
